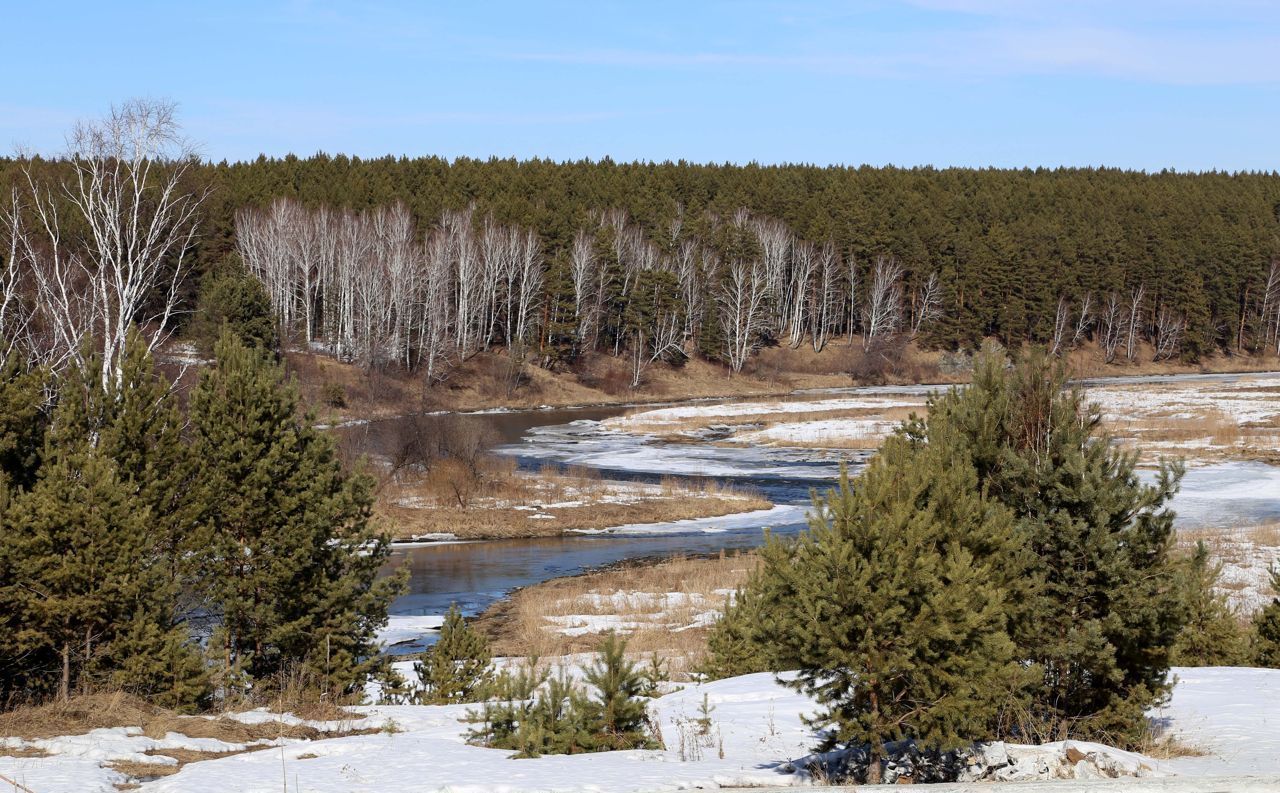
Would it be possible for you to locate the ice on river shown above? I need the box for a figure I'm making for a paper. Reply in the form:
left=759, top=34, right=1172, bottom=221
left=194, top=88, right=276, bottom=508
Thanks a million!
left=499, top=418, right=867, bottom=482
left=576, top=504, right=808, bottom=536
left=1153, top=461, right=1280, bottom=530
left=376, top=614, right=446, bottom=648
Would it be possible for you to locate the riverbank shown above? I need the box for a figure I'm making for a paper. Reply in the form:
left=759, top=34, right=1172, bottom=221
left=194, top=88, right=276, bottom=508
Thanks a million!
left=599, top=371, right=1280, bottom=465
left=472, top=507, right=1280, bottom=676
left=474, top=551, right=758, bottom=675
left=378, top=466, right=772, bottom=541
left=286, top=338, right=1280, bottom=428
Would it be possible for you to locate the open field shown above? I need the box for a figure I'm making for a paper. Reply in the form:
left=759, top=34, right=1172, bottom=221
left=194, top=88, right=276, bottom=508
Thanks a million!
left=377, top=465, right=771, bottom=540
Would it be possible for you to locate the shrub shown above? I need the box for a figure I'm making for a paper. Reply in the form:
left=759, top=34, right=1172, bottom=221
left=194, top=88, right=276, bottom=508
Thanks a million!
left=1171, top=542, right=1249, bottom=667
left=415, top=605, right=493, bottom=705
left=469, top=636, right=659, bottom=757
left=1253, top=568, right=1280, bottom=667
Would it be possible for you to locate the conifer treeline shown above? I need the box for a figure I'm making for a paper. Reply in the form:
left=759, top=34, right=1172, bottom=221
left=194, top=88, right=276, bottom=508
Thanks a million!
left=6, top=156, right=1280, bottom=373
left=189, top=159, right=1280, bottom=361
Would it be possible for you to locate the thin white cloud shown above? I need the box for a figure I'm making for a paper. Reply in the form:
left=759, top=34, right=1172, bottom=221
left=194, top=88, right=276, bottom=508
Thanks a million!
left=502, top=5, right=1280, bottom=86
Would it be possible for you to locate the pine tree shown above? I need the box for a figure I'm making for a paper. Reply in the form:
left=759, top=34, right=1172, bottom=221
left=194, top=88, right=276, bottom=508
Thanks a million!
left=581, top=635, right=657, bottom=751
left=415, top=604, right=493, bottom=704
left=190, top=329, right=401, bottom=699
left=700, top=584, right=771, bottom=680
left=744, top=436, right=1028, bottom=783
left=929, top=349, right=1188, bottom=743
left=1252, top=568, right=1280, bottom=668
left=0, top=352, right=48, bottom=493
left=0, top=352, right=203, bottom=705
left=189, top=258, right=279, bottom=355
left=1171, top=542, right=1249, bottom=667
left=0, top=354, right=49, bottom=701
left=96, top=333, right=201, bottom=609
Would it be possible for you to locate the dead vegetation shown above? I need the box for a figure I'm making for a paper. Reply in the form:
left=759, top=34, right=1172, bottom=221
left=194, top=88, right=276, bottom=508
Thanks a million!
left=0, top=691, right=378, bottom=790
left=476, top=551, right=758, bottom=676
left=370, top=416, right=773, bottom=542
left=613, top=403, right=924, bottom=448
left=380, top=469, right=770, bottom=540
left=0, top=691, right=363, bottom=744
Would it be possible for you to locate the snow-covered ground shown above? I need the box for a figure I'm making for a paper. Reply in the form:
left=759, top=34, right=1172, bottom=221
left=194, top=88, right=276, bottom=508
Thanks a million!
left=377, top=614, right=447, bottom=648
left=732, top=417, right=900, bottom=446
left=604, top=396, right=925, bottom=428
left=5, top=667, right=1279, bottom=792
left=574, top=504, right=808, bottom=536
left=593, top=372, right=1280, bottom=458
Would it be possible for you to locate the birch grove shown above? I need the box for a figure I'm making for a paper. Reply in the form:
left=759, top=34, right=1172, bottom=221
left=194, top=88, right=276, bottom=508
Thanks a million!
left=224, top=196, right=1219, bottom=382
left=236, top=200, right=543, bottom=373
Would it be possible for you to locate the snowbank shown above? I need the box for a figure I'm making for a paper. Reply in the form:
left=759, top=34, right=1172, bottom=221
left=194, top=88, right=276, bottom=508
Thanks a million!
left=376, top=614, right=446, bottom=648
left=575, top=504, right=807, bottom=536
left=5, top=663, right=1280, bottom=791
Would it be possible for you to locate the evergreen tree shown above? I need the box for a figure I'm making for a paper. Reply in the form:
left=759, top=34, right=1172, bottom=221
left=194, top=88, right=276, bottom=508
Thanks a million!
left=189, top=329, right=401, bottom=699
left=0, top=354, right=50, bottom=700
left=0, top=352, right=48, bottom=493
left=929, top=349, right=1188, bottom=743
left=1171, top=542, right=1249, bottom=667
left=1252, top=568, right=1280, bottom=668
left=0, top=352, right=204, bottom=706
left=472, top=671, right=592, bottom=757
left=189, top=257, right=279, bottom=354
left=700, top=584, right=771, bottom=680
left=742, top=436, right=1028, bottom=783
left=581, top=635, right=658, bottom=751
left=415, top=604, right=493, bottom=704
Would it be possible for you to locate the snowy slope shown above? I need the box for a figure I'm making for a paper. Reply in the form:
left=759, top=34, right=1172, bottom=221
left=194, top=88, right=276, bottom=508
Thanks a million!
left=4, top=667, right=1280, bottom=792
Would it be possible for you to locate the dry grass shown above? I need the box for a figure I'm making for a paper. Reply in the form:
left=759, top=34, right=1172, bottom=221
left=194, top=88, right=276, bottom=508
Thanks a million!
left=1, top=692, right=379, bottom=790
left=109, top=746, right=283, bottom=787
left=611, top=402, right=923, bottom=442
left=378, top=464, right=771, bottom=540
left=0, top=691, right=364, bottom=743
left=476, top=551, right=758, bottom=677
left=1136, top=732, right=1211, bottom=759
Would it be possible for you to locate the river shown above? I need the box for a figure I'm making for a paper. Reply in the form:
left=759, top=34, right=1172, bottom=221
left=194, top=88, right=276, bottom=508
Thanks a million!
left=349, top=373, right=1280, bottom=653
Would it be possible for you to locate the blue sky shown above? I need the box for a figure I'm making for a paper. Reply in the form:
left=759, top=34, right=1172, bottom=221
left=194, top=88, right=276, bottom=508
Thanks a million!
left=3, top=1, right=1279, bottom=170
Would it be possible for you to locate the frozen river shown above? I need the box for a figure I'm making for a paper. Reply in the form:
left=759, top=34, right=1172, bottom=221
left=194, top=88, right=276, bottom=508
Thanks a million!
left=370, top=375, right=1280, bottom=651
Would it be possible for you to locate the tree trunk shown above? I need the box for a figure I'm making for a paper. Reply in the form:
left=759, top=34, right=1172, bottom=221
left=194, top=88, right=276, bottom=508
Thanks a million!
left=60, top=642, right=70, bottom=702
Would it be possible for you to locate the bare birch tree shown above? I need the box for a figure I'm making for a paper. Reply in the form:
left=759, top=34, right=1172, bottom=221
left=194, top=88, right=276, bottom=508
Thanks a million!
left=1100, top=292, right=1124, bottom=363
left=718, top=255, right=769, bottom=373
left=807, top=241, right=842, bottom=353
left=7, top=99, right=206, bottom=385
left=861, top=256, right=904, bottom=352
left=910, top=270, right=941, bottom=340
left=1153, top=305, right=1184, bottom=361
left=1049, top=296, right=1071, bottom=357
left=569, top=228, right=599, bottom=350
left=1072, top=292, right=1094, bottom=350
left=1124, top=283, right=1146, bottom=362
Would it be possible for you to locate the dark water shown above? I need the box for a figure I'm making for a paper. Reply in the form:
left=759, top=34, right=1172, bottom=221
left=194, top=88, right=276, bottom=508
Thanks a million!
left=352, top=399, right=874, bottom=652
left=357, top=373, right=1280, bottom=653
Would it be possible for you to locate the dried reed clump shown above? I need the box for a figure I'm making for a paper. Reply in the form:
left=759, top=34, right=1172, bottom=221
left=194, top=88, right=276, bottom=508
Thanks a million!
left=379, top=463, right=770, bottom=540
left=477, top=552, right=759, bottom=677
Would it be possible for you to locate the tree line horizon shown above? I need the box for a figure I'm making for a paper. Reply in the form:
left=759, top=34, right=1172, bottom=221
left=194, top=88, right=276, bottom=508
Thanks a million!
left=6, top=152, right=1280, bottom=383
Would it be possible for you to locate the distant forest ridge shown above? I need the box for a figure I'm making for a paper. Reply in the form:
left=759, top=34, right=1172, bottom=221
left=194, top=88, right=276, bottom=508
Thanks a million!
left=5, top=156, right=1280, bottom=372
